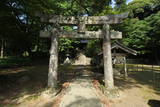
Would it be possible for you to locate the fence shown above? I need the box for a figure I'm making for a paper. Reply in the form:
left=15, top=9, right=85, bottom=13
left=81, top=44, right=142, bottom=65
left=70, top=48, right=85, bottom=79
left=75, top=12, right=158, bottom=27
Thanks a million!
left=114, top=58, right=160, bottom=88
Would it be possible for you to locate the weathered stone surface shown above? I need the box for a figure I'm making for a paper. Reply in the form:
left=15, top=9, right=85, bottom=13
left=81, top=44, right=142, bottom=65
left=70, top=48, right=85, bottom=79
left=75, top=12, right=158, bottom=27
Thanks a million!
left=38, top=13, right=128, bottom=25
left=40, top=30, right=122, bottom=39
left=78, top=21, right=86, bottom=33
left=103, top=24, right=114, bottom=89
left=73, top=53, right=91, bottom=65
left=48, top=35, right=58, bottom=88
left=59, top=78, right=103, bottom=107
left=63, top=57, right=71, bottom=65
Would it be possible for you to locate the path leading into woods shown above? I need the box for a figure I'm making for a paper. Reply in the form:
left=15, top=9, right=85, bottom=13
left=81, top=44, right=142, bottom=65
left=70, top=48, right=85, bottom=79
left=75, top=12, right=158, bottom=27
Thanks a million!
left=59, top=78, right=103, bottom=107
left=59, top=68, right=104, bottom=107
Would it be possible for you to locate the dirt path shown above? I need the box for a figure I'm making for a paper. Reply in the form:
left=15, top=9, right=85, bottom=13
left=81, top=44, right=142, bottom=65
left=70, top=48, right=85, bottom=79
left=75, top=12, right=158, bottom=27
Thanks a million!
left=59, top=77, right=103, bottom=107
left=110, top=86, right=150, bottom=107
left=110, top=77, right=160, bottom=107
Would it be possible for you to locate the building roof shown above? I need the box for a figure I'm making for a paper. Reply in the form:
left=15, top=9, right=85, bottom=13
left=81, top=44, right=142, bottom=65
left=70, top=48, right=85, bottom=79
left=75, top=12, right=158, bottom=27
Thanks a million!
left=98, top=41, right=137, bottom=55
left=112, top=41, right=137, bottom=55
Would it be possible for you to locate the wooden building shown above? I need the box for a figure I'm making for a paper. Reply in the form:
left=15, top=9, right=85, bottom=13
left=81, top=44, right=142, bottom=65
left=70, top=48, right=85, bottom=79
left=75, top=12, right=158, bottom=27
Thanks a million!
left=112, top=41, right=137, bottom=78
left=99, top=41, right=137, bottom=78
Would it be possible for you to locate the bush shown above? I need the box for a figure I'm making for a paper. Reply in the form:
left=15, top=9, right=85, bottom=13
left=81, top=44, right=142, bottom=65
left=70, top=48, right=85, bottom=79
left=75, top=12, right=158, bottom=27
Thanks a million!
left=85, top=39, right=102, bottom=66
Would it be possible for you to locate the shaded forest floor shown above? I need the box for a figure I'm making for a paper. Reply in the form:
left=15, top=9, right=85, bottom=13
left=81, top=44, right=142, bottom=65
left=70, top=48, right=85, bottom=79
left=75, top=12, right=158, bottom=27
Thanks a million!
left=0, top=60, right=160, bottom=107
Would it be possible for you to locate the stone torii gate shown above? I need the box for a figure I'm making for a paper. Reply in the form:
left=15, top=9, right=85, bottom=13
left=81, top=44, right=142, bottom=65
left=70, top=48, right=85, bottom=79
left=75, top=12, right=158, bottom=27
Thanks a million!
left=38, top=13, right=128, bottom=89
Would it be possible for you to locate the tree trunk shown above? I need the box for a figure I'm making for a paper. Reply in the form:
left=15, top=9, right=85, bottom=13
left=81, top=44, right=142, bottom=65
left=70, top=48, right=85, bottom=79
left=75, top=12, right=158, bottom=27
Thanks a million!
left=48, top=35, right=58, bottom=88
left=103, top=24, right=114, bottom=89
left=1, top=39, right=4, bottom=59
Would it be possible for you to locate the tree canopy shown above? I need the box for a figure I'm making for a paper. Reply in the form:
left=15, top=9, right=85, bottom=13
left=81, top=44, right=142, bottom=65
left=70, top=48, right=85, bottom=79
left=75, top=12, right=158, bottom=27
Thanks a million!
left=0, top=0, right=160, bottom=63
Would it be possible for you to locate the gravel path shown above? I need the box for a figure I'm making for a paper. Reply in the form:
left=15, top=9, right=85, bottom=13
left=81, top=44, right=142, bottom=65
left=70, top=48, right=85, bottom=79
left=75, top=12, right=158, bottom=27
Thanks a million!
left=59, top=78, right=103, bottom=107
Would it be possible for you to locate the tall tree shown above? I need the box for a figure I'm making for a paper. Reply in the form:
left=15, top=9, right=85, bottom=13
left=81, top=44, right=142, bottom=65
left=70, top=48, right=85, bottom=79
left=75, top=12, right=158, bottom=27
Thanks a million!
left=127, top=0, right=154, bottom=19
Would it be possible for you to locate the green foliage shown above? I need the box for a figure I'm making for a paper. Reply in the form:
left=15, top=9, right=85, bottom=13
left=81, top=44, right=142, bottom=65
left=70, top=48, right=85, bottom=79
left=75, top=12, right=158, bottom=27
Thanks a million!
left=59, top=38, right=80, bottom=53
left=114, top=0, right=127, bottom=12
left=145, top=11, right=160, bottom=45
left=1, top=0, right=160, bottom=63
left=153, top=0, right=160, bottom=4
left=115, top=0, right=160, bottom=57
left=85, top=39, right=102, bottom=65
left=0, top=57, right=31, bottom=68
left=0, top=0, right=45, bottom=57
left=120, top=18, right=151, bottom=54
left=85, top=39, right=102, bottom=57
left=127, top=0, right=153, bottom=19
left=144, top=11, right=160, bottom=61
left=43, top=0, right=114, bottom=15
left=58, top=38, right=80, bottom=63
left=98, top=6, right=117, bottom=15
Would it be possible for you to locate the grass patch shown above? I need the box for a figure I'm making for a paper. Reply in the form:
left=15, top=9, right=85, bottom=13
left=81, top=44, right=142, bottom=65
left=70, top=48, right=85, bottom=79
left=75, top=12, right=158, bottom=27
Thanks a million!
left=140, top=87, right=155, bottom=99
left=0, top=56, right=31, bottom=68
left=24, top=95, right=40, bottom=101
left=115, top=64, right=160, bottom=72
left=0, top=104, right=17, bottom=107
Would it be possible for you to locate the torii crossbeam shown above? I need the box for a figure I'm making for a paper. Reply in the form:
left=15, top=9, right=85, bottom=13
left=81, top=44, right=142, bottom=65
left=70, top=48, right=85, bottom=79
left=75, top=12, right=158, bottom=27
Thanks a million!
left=40, top=30, right=122, bottom=39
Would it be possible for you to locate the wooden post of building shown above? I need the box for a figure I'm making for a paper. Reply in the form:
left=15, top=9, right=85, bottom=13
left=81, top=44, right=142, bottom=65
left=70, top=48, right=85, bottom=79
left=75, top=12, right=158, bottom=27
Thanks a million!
left=124, top=57, right=128, bottom=79
left=103, top=24, right=114, bottom=89
left=48, top=34, right=58, bottom=88
left=0, top=38, right=4, bottom=59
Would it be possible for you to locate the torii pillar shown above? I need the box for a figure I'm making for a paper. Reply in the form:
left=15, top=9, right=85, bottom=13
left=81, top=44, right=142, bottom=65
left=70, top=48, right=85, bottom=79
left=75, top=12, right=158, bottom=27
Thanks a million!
left=103, top=24, right=114, bottom=89
left=48, top=32, right=58, bottom=87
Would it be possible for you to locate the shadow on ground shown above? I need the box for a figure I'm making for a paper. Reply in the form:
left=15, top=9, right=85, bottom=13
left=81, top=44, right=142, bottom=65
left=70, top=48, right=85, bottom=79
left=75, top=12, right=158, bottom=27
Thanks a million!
left=0, top=64, right=94, bottom=106
left=91, top=66, right=160, bottom=96
left=58, top=65, right=94, bottom=83
left=148, top=99, right=160, bottom=107
left=129, top=70, right=160, bottom=95
left=0, top=59, right=49, bottom=105
left=64, top=96, right=101, bottom=107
